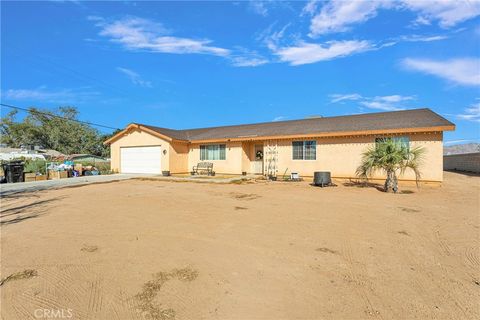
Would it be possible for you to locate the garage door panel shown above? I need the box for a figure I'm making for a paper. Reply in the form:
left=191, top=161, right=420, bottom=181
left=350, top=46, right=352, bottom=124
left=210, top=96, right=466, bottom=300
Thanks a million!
left=120, top=146, right=162, bottom=174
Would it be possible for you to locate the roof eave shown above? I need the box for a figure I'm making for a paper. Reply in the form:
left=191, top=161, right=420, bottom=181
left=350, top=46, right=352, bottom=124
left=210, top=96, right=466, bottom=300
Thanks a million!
left=187, top=125, right=455, bottom=144
left=104, top=123, right=189, bottom=145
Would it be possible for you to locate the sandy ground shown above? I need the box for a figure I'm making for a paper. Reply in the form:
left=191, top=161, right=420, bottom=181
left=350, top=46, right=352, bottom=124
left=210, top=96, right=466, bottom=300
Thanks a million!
left=1, top=172, right=479, bottom=320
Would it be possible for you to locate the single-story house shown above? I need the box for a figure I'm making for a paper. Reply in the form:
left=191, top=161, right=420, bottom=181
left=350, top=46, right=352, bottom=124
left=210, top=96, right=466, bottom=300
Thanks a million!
left=104, top=108, right=455, bottom=182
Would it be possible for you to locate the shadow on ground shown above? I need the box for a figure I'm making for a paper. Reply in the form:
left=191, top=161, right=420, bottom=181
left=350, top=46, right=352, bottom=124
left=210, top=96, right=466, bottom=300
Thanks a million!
left=444, top=170, right=480, bottom=178
left=0, top=196, right=64, bottom=226
left=342, top=180, right=385, bottom=192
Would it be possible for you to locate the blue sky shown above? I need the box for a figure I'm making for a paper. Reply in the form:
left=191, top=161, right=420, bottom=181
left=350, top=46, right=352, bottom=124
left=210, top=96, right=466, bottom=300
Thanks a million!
left=1, top=1, right=479, bottom=144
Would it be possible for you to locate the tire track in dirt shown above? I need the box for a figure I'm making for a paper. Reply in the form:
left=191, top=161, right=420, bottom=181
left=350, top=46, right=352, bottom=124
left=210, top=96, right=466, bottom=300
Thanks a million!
left=13, top=304, right=36, bottom=320
left=390, top=230, right=440, bottom=319
left=435, top=230, right=452, bottom=256
left=37, top=264, right=90, bottom=308
left=407, top=229, right=476, bottom=319
left=20, top=290, right=74, bottom=318
left=110, top=290, right=142, bottom=320
left=341, top=240, right=384, bottom=319
left=464, top=245, right=480, bottom=269
left=87, top=277, right=103, bottom=316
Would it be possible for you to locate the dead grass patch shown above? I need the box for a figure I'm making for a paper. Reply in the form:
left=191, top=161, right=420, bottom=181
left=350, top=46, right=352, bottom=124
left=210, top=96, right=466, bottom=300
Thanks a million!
left=81, top=245, right=98, bottom=252
left=136, top=267, right=198, bottom=320
left=316, top=247, right=338, bottom=254
left=0, top=269, right=38, bottom=287
left=230, top=192, right=261, bottom=200
left=398, top=207, right=421, bottom=213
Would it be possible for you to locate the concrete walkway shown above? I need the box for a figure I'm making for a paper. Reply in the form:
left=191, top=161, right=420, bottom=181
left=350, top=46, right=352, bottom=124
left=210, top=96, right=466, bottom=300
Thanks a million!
left=0, top=174, right=256, bottom=196
left=0, top=174, right=147, bottom=196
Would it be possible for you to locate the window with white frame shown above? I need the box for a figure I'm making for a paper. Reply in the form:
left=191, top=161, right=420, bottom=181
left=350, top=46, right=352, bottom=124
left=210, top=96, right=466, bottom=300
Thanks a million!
left=200, top=144, right=226, bottom=160
left=292, top=140, right=316, bottom=160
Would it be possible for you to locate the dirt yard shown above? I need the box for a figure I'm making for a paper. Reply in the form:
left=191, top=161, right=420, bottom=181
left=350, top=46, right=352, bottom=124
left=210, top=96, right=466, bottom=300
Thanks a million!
left=1, top=172, right=479, bottom=320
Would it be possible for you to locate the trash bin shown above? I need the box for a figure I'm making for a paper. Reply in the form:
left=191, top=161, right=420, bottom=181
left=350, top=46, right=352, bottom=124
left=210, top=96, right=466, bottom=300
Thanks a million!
left=3, top=161, right=25, bottom=183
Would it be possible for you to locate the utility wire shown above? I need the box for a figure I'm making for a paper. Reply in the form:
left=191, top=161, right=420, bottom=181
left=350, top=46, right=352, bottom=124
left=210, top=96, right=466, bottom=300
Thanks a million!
left=0, top=103, right=121, bottom=131
left=6, top=46, right=151, bottom=102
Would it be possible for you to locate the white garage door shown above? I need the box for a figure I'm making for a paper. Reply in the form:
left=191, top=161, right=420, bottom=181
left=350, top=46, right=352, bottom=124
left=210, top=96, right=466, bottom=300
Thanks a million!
left=120, top=146, right=162, bottom=174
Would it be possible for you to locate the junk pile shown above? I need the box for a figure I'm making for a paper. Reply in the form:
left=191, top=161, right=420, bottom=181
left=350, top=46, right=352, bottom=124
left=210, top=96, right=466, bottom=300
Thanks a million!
left=46, top=161, right=99, bottom=180
left=1, top=159, right=105, bottom=184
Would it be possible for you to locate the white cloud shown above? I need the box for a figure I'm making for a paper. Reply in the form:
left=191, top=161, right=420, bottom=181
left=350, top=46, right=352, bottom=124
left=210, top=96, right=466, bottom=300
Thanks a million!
left=249, top=1, right=269, bottom=16
left=92, top=15, right=268, bottom=68
left=301, top=0, right=320, bottom=16
left=116, top=67, right=152, bottom=87
left=398, top=34, right=449, bottom=42
left=401, top=0, right=480, bottom=28
left=256, top=23, right=293, bottom=51
left=330, top=93, right=415, bottom=111
left=2, top=87, right=99, bottom=103
left=247, top=1, right=292, bottom=17
left=308, top=1, right=393, bottom=36
left=402, top=58, right=480, bottom=86
left=329, top=93, right=362, bottom=103
left=230, top=55, right=269, bottom=67
left=273, top=40, right=373, bottom=66
left=455, top=102, right=480, bottom=122
left=307, top=0, right=480, bottom=37
left=93, top=16, right=230, bottom=57
left=373, top=95, right=415, bottom=103
left=272, top=116, right=286, bottom=121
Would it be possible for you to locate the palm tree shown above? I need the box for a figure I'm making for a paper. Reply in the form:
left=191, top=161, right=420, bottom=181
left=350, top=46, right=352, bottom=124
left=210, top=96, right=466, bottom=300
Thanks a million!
left=356, top=138, right=425, bottom=193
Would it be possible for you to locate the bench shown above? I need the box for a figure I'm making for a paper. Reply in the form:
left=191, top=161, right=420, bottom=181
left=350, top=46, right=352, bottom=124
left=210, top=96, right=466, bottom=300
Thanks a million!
left=192, top=162, right=215, bottom=176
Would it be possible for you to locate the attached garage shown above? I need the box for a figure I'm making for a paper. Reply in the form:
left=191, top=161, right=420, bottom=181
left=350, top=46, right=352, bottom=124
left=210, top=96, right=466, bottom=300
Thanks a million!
left=120, top=146, right=162, bottom=174
left=105, top=124, right=190, bottom=175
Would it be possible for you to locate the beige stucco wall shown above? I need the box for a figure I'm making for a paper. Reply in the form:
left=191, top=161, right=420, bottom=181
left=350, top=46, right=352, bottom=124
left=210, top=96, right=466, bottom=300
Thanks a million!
left=109, top=128, right=171, bottom=173
left=188, top=142, right=244, bottom=174
left=271, top=132, right=443, bottom=181
left=110, top=129, right=444, bottom=181
left=169, top=142, right=189, bottom=173
left=241, top=142, right=252, bottom=173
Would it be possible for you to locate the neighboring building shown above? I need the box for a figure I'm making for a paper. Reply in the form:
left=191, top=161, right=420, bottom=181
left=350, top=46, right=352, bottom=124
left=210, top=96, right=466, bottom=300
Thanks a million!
left=0, top=147, right=66, bottom=161
left=105, top=108, right=455, bottom=181
left=67, top=154, right=109, bottom=163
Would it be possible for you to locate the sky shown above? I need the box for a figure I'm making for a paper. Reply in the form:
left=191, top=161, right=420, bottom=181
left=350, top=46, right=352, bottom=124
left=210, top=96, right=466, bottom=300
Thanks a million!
left=1, top=0, right=479, bottom=145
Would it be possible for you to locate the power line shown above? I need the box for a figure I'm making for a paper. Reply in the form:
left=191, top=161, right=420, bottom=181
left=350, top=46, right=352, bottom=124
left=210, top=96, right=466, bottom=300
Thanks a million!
left=6, top=46, right=152, bottom=102
left=0, top=103, right=121, bottom=131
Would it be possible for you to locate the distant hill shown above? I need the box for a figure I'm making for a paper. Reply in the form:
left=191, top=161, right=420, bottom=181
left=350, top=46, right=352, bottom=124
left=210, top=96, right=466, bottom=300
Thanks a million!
left=444, top=143, right=480, bottom=155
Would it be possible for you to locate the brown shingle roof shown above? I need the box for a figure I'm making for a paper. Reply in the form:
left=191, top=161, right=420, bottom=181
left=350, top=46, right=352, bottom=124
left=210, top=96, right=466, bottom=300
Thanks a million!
left=134, top=108, right=454, bottom=142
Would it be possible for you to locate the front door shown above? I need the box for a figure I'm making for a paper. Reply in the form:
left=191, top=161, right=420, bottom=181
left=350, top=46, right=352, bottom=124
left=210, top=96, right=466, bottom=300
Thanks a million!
left=253, top=144, right=264, bottom=174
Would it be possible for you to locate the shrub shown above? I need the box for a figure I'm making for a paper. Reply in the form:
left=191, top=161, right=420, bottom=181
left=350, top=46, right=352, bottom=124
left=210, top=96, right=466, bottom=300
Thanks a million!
left=23, top=159, right=47, bottom=175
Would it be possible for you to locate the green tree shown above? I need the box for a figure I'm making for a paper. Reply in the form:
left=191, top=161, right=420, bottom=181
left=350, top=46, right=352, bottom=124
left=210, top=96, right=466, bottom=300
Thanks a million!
left=356, top=138, right=425, bottom=193
left=0, top=106, right=111, bottom=157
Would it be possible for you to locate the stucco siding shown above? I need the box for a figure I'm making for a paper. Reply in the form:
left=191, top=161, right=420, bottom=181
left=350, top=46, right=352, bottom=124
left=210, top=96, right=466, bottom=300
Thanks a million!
left=109, top=128, right=444, bottom=181
left=188, top=142, right=243, bottom=174
left=169, top=142, right=189, bottom=173
left=271, top=132, right=443, bottom=181
left=109, top=128, right=170, bottom=173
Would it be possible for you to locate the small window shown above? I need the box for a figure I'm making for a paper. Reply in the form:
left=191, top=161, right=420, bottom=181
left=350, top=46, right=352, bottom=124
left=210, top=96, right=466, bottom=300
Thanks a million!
left=200, top=144, right=226, bottom=160
left=292, top=141, right=316, bottom=160
left=375, top=136, right=409, bottom=149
